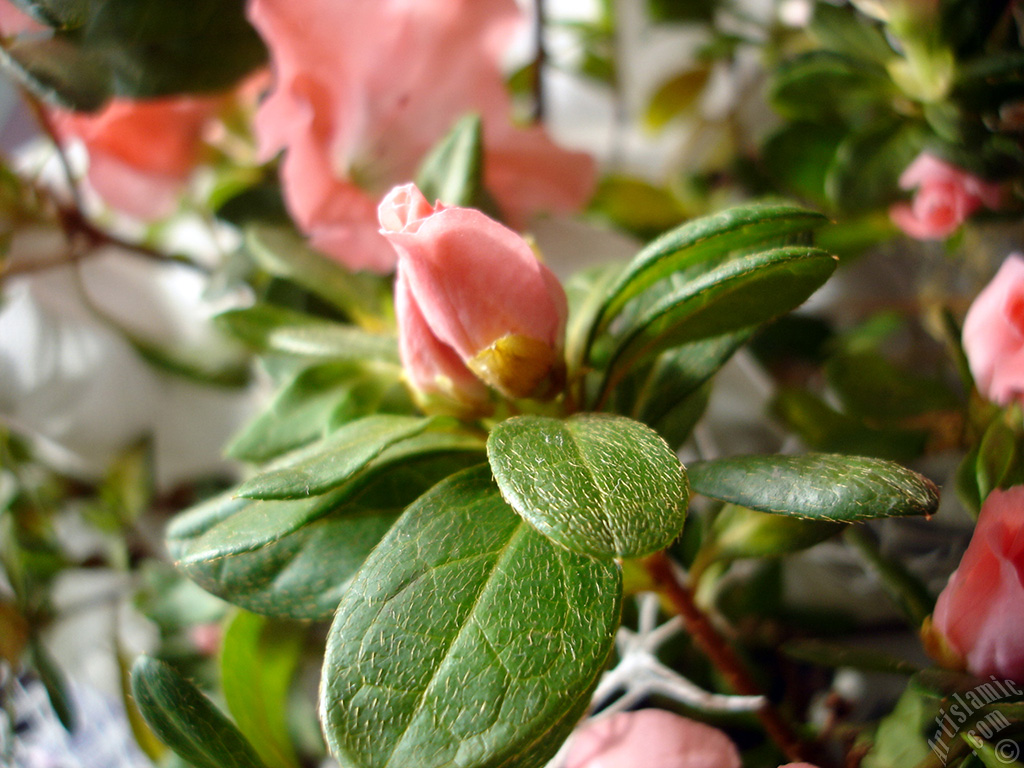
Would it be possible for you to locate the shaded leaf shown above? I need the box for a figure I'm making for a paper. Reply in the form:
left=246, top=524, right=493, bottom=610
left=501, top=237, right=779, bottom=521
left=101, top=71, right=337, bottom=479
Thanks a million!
left=130, top=656, right=267, bottom=768
left=487, top=414, right=688, bottom=558
left=320, top=465, right=621, bottom=768
left=415, top=114, right=485, bottom=209
left=688, top=453, right=939, bottom=522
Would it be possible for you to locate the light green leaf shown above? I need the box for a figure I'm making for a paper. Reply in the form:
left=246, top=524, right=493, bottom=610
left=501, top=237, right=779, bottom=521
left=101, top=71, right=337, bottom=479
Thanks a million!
left=221, top=612, right=303, bottom=768
left=130, top=656, right=268, bottom=768
left=415, top=114, right=485, bottom=209
left=688, top=453, right=939, bottom=522
left=487, top=414, right=688, bottom=558
left=320, top=466, right=621, bottom=768
left=587, top=203, right=828, bottom=350
left=225, top=362, right=409, bottom=463
left=236, top=415, right=435, bottom=500
left=644, top=68, right=710, bottom=131
left=244, top=226, right=391, bottom=328
left=216, top=305, right=399, bottom=364
left=596, top=246, right=837, bottom=404
left=169, top=450, right=483, bottom=619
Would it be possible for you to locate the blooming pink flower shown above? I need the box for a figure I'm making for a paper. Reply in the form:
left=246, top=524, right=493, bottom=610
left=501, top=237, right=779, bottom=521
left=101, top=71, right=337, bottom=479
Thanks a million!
left=380, top=183, right=567, bottom=406
left=247, top=0, right=595, bottom=273
left=931, top=486, right=1024, bottom=681
left=53, top=97, right=223, bottom=220
left=564, top=710, right=742, bottom=768
left=962, top=254, right=1024, bottom=407
left=889, top=152, right=1001, bottom=240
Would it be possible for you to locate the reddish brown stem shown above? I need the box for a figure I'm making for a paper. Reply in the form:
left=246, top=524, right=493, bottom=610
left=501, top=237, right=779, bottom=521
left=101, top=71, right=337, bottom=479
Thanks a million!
left=644, top=551, right=818, bottom=765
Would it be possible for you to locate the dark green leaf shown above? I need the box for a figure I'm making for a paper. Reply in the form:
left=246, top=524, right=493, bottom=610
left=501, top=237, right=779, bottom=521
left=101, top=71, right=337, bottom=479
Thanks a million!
left=487, top=414, right=688, bottom=558
left=320, top=466, right=621, bottom=768
left=826, top=351, right=959, bottom=422
left=761, top=122, right=846, bottom=205
left=597, top=246, right=836, bottom=404
left=826, top=119, right=928, bottom=213
left=415, top=114, right=485, bottom=209
left=169, top=450, right=483, bottom=619
left=770, top=51, right=891, bottom=122
left=130, top=656, right=267, bottom=768
left=588, top=203, right=828, bottom=346
left=688, top=453, right=939, bottom=522
left=29, top=639, right=75, bottom=732
left=0, top=37, right=110, bottom=111
left=236, top=415, right=436, bottom=500
left=808, top=3, right=894, bottom=64
left=221, top=612, right=303, bottom=768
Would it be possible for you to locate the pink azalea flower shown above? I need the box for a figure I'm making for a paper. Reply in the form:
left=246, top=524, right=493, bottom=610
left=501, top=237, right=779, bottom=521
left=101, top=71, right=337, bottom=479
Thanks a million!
left=52, top=96, right=223, bottom=220
left=247, top=0, right=595, bottom=273
left=889, top=152, right=1001, bottom=240
left=564, top=710, right=743, bottom=768
left=380, top=183, right=567, bottom=407
left=962, top=254, right=1024, bottom=407
left=931, top=486, right=1024, bottom=682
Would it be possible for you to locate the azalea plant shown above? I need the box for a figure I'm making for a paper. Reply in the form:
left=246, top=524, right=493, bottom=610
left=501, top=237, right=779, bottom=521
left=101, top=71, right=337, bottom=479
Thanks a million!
left=2, top=2, right=1024, bottom=768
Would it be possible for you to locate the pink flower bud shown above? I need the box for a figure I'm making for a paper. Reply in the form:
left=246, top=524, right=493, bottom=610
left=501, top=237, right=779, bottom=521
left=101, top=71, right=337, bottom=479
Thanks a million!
left=380, top=183, right=567, bottom=404
left=929, top=486, right=1024, bottom=682
left=962, top=254, right=1024, bottom=407
left=564, top=710, right=742, bottom=768
left=889, top=153, right=1001, bottom=241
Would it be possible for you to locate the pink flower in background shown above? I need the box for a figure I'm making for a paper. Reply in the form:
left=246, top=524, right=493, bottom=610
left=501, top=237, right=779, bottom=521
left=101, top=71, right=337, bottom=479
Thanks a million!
left=52, top=97, right=222, bottom=220
left=247, top=0, right=595, bottom=273
left=380, top=183, right=567, bottom=405
left=962, top=254, right=1024, bottom=407
left=931, top=486, right=1024, bottom=681
left=890, top=152, right=1001, bottom=240
left=564, top=710, right=742, bottom=768
left=0, top=0, right=43, bottom=34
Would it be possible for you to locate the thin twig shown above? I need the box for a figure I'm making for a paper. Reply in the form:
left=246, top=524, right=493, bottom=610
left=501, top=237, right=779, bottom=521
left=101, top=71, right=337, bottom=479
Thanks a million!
left=530, top=0, right=546, bottom=123
left=644, top=551, right=822, bottom=766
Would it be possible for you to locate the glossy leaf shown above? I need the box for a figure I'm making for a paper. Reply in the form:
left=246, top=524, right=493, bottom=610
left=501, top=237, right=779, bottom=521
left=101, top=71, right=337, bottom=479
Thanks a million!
left=169, top=450, right=483, bottom=619
left=221, top=612, right=303, bottom=768
left=236, top=415, right=435, bottom=500
left=688, top=453, right=939, bottom=522
left=130, top=656, right=268, bottom=768
left=320, top=466, right=621, bottom=768
left=588, top=203, right=828, bottom=347
left=415, top=114, right=485, bottom=209
left=487, top=414, right=688, bottom=558
left=597, top=246, right=837, bottom=404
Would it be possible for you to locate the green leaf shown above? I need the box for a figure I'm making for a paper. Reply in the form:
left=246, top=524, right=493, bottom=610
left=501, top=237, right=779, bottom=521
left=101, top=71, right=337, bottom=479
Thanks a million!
left=3, top=0, right=266, bottom=111
left=236, top=415, right=436, bottom=500
left=761, top=122, right=846, bottom=205
left=644, top=68, right=710, bottom=131
left=588, top=203, right=828, bottom=346
left=169, top=448, right=483, bottom=619
left=770, top=51, right=892, bottom=122
left=860, top=678, right=936, bottom=768
left=688, top=453, right=939, bottom=522
left=565, top=262, right=626, bottom=381
left=217, top=304, right=398, bottom=363
left=226, top=362, right=410, bottom=463
left=221, top=612, right=303, bottom=768
left=976, top=415, right=1023, bottom=500
left=781, top=639, right=919, bottom=675
left=487, top=414, right=688, bottom=558
left=825, top=119, right=928, bottom=213
left=808, top=3, right=895, bottom=65
left=589, top=176, right=686, bottom=239
left=244, top=226, right=391, bottom=328
left=415, top=114, right=485, bottom=209
left=320, top=465, right=621, bottom=768
left=596, top=246, right=837, bottom=405
left=707, top=503, right=844, bottom=561
left=825, top=351, right=959, bottom=422
left=29, top=638, right=75, bottom=732
left=130, top=655, right=268, bottom=768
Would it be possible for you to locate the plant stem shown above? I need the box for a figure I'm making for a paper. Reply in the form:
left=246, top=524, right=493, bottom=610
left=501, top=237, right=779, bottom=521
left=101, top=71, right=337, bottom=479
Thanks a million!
left=530, top=0, right=547, bottom=123
left=644, top=550, right=818, bottom=765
